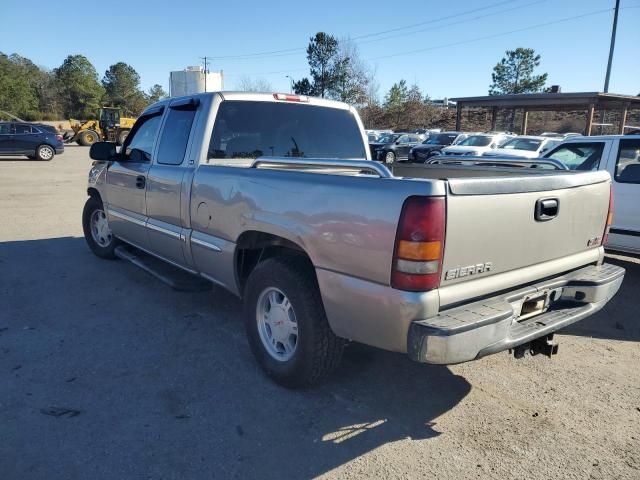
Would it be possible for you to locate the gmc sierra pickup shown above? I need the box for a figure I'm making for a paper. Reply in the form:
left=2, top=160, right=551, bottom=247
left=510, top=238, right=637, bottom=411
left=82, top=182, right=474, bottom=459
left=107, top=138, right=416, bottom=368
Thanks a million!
left=83, top=92, right=624, bottom=387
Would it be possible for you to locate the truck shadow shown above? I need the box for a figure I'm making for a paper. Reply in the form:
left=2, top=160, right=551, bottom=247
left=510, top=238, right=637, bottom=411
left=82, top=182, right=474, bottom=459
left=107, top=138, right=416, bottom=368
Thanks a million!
left=561, top=254, right=640, bottom=342
left=1, top=236, right=470, bottom=480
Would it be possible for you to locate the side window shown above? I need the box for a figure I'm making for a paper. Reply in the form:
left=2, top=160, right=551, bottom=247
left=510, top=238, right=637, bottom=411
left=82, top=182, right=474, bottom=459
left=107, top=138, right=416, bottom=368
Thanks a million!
left=13, top=124, right=32, bottom=134
left=615, top=139, right=640, bottom=184
left=545, top=142, right=604, bottom=170
left=123, top=114, right=163, bottom=162
left=0, top=124, right=11, bottom=134
left=398, top=135, right=409, bottom=143
left=156, top=107, right=197, bottom=166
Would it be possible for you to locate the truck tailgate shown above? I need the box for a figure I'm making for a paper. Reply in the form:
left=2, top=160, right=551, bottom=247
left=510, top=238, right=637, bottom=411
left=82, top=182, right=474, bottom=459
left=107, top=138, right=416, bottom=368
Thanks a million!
left=439, top=171, right=611, bottom=305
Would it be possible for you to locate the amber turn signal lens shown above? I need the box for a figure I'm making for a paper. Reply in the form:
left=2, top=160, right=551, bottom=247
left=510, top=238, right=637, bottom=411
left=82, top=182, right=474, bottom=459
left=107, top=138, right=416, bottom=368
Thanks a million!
left=397, top=240, right=441, bottom=261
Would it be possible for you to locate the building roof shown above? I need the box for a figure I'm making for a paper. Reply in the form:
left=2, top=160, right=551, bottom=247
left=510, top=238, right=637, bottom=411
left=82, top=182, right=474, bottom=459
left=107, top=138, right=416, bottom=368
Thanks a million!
left=450, top=92, right=640, bottom=111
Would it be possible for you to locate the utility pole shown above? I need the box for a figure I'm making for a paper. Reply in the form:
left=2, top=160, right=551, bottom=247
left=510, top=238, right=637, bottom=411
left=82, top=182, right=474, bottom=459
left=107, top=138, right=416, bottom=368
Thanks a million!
left=200, top=56, right=211, bottom=92
left=603, top=0, right=620, bottom=93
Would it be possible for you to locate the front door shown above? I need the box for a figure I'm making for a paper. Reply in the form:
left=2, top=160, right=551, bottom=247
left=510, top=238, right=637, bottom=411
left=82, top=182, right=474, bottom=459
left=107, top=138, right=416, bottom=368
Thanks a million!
left=105, top=111, right=163, bottom=250
left=145, top=99, right=199, bottom=267
left=609, top=137, right=640, bottom=252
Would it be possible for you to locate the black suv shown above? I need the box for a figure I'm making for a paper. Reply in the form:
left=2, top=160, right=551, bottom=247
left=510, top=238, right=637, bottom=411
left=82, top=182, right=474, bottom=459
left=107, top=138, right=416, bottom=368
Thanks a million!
left=369, top=133, right=424, bottom=164
left=0, top=122, right=64, bottom=160
left=408, top=132, right=467, bottom=162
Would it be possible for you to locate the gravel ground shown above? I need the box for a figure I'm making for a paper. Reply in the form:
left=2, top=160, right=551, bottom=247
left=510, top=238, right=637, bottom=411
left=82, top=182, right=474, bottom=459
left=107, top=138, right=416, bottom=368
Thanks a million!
left=1, top=146, right=639, bottom=480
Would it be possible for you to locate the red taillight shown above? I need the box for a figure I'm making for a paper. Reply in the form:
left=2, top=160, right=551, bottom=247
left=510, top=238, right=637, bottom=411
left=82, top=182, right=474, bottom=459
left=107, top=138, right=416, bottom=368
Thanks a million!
left=391, top=196, right=445, bottom=291
left=273, top=93, right=309, bottom=102
left=602, top=184, right=614, bottom=245
left=56, top=134, right=63, bottom=141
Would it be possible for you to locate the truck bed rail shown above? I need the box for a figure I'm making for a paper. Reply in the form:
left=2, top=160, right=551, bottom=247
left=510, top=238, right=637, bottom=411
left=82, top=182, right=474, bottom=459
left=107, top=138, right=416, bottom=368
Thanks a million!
left=251, top=157, right=393, bottom=178
left=426, top=156, right=569, bottom=170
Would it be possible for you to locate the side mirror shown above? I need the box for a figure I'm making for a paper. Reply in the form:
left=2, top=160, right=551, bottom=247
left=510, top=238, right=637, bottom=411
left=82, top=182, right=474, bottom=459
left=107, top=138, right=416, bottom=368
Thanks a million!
left=395, top=141, right=400, bottom=145
left=89, top=142, right=117, bottom=161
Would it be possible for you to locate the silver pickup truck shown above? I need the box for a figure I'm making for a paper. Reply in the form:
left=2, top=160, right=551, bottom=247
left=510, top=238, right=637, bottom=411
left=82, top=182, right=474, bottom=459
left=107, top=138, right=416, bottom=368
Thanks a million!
left=82, top=92, right=624, bottom=387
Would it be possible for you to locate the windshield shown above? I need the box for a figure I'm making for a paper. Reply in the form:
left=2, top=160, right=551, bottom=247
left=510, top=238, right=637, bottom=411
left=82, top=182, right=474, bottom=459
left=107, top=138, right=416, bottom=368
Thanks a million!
left=457, top=135, right=492, bottom=147
left=208, top=101, right=367, bottom=160
left=377, top=133, right=400, bottom=144
left=424, top=134, right=458, bottom=145
left=500, top=138, right=542, bottom=151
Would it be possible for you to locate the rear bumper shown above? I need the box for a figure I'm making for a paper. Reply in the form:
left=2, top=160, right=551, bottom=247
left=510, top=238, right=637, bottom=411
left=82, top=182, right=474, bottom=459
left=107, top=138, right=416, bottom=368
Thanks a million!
left=408, top=263, right=624, bottom=364
left=55, top=146, right=64, bottom=154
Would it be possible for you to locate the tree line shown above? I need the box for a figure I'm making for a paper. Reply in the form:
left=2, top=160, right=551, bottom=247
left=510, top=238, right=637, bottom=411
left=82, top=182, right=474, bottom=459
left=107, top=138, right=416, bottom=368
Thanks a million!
left=0, top=52, right=167, bottom=121
left=2, top=38, right=550, bottom=128
left=289, top=33, right=550, bottom=130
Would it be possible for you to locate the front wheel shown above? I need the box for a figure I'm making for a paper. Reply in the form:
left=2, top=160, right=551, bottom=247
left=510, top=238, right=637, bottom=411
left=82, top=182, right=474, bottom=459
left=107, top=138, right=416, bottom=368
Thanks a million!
left=35, top=144, right=55, bottom=161
left=77, top=130, right=99, bottom=146
left=385, top=151, right=396, bottom=164
left=243, top=257, right=344, bottom=388
left=82, top=196, right=119, bottom=259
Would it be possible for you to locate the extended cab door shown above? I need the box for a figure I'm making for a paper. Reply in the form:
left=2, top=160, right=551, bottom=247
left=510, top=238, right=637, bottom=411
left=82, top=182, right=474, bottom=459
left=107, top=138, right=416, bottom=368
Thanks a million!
left=145, top=98, right=199, bottom=267
left=105, top=108, right=164, bottom=249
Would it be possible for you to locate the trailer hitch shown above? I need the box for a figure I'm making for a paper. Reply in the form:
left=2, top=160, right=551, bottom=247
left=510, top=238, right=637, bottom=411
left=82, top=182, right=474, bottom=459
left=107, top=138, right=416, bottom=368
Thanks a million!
left=511, top=334, right=559, bottom=359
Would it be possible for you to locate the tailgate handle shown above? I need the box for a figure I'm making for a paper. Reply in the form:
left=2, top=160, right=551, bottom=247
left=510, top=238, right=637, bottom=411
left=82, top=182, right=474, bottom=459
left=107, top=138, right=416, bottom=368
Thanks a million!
left=535, top=198, right=559, bottom=221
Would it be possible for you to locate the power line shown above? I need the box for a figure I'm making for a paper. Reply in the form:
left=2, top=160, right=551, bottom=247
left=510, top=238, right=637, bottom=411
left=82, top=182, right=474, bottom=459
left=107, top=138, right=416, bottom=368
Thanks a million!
left=367, top=7, right=615, bottom=61
left=222, top=4, right=639, bottom=79
left=355, top=0, right=548, bottom=46
left=205, top=0, right=529, bottom=60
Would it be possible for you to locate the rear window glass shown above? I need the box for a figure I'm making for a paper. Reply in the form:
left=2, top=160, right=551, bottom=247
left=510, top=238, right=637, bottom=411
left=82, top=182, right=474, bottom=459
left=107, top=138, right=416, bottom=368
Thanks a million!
left=207, top=101, right=366, bottom=161
left=544, top=142, right=604, bottom=170
left=501, top=138, right=542, bottom=151
left=458, top=136, right=492, bottom=147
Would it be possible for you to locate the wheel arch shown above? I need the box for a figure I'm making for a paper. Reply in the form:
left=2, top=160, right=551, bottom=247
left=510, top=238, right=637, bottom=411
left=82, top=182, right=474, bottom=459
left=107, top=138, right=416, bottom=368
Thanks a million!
left=234, top=230, right=316, bottom=297
left=87, top=187, right=102, bottom=201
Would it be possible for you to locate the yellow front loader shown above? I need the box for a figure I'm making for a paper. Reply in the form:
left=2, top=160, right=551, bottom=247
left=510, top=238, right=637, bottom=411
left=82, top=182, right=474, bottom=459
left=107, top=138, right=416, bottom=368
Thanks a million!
left=65, top=107, right=137, bottom=146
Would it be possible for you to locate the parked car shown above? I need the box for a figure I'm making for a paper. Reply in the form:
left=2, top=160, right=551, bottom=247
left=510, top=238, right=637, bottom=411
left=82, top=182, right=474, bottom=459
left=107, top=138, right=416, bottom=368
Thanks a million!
left=543, top=135, right=640, bottom=254
left=483, top=136, right=562, bottom=159
left=541, top=132, right=582, bottom=139
left=441, top=133, right=513, bottom=156
left=371, top=132, right=424, bottom=164
left=408, top=132, right=468, bottom=162
left=0, top=122, right=64, bottom=160
left=82, top=91, right=623, bottom=387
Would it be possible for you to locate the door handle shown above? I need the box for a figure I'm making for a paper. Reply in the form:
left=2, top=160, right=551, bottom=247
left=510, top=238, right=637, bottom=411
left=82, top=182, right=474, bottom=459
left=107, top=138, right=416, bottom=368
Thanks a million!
left=535, top=198, right=559, bottom=221
left=135, top=176, right=146, bottom=189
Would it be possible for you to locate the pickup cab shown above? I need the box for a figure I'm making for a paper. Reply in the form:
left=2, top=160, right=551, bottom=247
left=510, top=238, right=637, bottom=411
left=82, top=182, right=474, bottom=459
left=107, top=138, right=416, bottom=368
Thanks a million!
left=83, top=92, right=624, bottom=387
left=544, top=135, right=640, bottom=254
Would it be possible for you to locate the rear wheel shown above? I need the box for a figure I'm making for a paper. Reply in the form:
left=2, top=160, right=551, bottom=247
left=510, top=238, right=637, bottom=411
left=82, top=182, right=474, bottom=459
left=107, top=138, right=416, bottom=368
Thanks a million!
left=77, top=130, right=99, bottom=147
left=82, top=196, right=119, bottom=259
left=385, top=151, right=396, bottom=164
left=35, top=144, right=55, bottom=161
left=243, top=256, right=344, bottom=388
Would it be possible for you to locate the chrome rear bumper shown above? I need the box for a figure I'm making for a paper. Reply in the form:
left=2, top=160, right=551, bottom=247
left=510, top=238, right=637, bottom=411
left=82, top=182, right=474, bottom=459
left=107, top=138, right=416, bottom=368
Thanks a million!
left=408, top=263, right=625, bottom=364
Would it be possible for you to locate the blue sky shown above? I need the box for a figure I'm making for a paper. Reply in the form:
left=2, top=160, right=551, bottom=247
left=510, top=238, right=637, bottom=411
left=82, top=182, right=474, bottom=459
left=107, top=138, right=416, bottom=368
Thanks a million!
left=2, top=0, right=638, bottom=99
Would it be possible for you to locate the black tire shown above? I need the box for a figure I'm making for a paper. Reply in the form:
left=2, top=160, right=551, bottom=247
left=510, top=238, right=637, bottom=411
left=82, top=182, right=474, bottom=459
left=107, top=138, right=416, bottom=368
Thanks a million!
left=243, top=256, right=344, bottom=388
left=82, top=196, right=119, bottom=259
left=384, top=151, right=396, bottom=164
left=77, top=130, right=99, bottom=147
left=35, top=144, right=55, bottom=161
left=117, top=129, right=130, bottom=146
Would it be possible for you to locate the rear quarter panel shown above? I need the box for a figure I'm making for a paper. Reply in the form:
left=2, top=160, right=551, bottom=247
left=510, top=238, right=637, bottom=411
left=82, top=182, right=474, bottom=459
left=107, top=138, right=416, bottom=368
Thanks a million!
left=189, top=165, right=444, bottom=286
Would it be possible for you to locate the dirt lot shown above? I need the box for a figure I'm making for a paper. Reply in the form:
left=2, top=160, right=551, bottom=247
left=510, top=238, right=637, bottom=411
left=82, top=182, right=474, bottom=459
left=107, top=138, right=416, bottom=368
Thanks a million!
left=1, top=146, right=639, bottom=480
